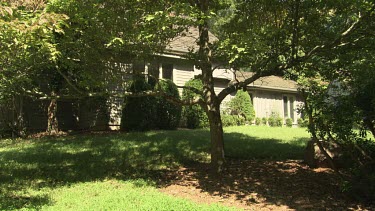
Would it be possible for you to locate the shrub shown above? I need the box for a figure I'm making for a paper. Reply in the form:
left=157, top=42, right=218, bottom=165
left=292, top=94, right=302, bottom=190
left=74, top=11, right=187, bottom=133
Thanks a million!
left=268, top=117, right=276, bottom=127
left=121, top=76, right=157, bottom=131
left=255, top=117, right=261, bottom=126
left=228, top=90, right=255, bottom=122
left=268, top=112, right=282, bottom=127
left=221, top=115, right=246, bottom=127
left=297, top=117, right=309, bottom=127
left=181, top=79, right=208, bottom=129
left=77, top=96, right=109, bottom=130
left=262, top=117, right=268, bottom=125
left=285, top=118, right=293, bottom=127
left=236, top=115, right=246, bottom=126
left=154, top=80, right=182, bottom=130
left=276, top=117, right=283, bottom=127
left=222, top=115, right=236, bottom=127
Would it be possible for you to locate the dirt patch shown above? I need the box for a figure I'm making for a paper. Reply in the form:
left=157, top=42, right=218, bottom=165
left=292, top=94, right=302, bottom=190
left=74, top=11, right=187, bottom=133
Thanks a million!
left=159, top=159, right=372, bottom=210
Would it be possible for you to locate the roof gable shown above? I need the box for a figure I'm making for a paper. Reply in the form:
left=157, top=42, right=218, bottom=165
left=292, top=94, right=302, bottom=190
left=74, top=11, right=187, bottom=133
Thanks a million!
left=235, top=72, right=299, bottom=92
left=165, top=27, right=218, bottom=55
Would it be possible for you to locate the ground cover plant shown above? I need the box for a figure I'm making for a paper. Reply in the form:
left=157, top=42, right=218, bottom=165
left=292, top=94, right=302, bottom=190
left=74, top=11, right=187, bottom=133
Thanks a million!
left=0, top=126, right=372, bottom=210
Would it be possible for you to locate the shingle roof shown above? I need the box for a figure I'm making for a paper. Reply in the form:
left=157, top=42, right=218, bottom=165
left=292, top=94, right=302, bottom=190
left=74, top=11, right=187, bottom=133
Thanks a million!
left=235, top=72, right=299, bottom=91
left=165, top=27, right=218, bottom=55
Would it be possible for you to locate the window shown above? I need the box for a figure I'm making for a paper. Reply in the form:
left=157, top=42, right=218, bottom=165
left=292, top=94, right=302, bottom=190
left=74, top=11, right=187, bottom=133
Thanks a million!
left=283, top=96, right=295, bottom=121
left=162, top=64, right=173, bottom=80
left=148, top=62, right=160, bottom=78
left=132, top=62, right=145, bottom=74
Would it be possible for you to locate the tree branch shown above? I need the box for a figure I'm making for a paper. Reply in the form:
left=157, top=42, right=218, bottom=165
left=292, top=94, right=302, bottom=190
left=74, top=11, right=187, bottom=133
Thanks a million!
left=305, top=5, right=375, bottom=59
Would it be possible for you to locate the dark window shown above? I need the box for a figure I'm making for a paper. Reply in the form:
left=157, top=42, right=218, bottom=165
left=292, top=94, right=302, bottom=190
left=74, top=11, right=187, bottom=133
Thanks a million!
left=283, top=96, right=288, bottom=118
left=133, top=62, right=145, bottom=74
left=162, top=64, right=173, bottom=80
left=149, top=62, right=160, bottom=78
left=290, top=97, right=294, bottom=121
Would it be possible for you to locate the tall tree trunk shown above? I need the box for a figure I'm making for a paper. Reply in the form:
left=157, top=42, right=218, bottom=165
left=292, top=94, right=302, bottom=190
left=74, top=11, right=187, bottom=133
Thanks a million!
left=197, top=0, right=225, bottom=172
left=16, top=95, right=26, bottom=137
left=11, top=95, right=25, bottom=138
left=47, top=92, right=59, bottom=135
left=207, top=103, right=225, bottom=172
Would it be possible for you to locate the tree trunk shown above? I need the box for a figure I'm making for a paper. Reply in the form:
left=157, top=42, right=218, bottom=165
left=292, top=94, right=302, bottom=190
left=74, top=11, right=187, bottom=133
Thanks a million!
left=207, top=103, right=225, bottom=173
left=196, top=0, right=226, bottom=172
left=16, top=95, right=26, bottom=137
left=11, top=95, right=26, bottom=138
left=47, top=93, right=59, bottom=135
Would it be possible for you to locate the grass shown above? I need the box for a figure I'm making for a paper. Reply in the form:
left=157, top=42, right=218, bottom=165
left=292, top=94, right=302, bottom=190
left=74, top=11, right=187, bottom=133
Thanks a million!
left=0, top=126, right=310, bottom=210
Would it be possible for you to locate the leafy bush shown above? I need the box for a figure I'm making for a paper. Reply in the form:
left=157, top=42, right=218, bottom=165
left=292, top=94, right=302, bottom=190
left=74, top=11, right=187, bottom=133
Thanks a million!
left=286, top=118, right=293, bottom=127
left=268, top=117, right=276, bottom=127
left=255, top=117, right=261, bottom=126
left=262, top=117, right=268, bottom=125
left=228, top=90, right=255, bottom=122
left=154, top=80, right=182, bottom=130
left=221, top=115, right=236, bottom=127
left=268, top=112, right=282, bottom=127
left=297, top=118, right=309, bottom=127
left=276, top=117, right=283, bottom=127
left=121, top=77, right=182, bottom=131
left=76, top=96, right=109, bottom=130
left=121, top=76, right=157, bottom=131
left=181, top=79, right=208, bottom=129
left=222, top=115, right=245, bottom=127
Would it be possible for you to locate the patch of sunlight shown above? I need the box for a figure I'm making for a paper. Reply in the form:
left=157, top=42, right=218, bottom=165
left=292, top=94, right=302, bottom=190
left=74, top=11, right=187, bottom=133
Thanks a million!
left=38, top=180, right=237, bottom=211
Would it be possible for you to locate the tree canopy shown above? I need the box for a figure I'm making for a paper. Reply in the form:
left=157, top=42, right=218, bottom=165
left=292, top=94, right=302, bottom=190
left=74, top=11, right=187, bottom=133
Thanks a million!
left=1, top=0, right=374, bottom=177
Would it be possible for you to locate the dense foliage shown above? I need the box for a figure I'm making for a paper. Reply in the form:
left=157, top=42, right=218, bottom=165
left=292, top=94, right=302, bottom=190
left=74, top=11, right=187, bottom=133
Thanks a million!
left=181, top=79, right=209, bottom=129
left=267, top=112, right=283, bottom=127
left=227, top=90, right=255, bottom=122
left=221, top=114, right=245, bottom=127
left=121, top=76, right=157, bottom=131
left=121, top=77, right=181, bottom=131
left=0, top=0, right=187, bottom=134
left=255, top=117, right=261, bottom=126
left=301, top=78, right=375, bottom=201
left=285, top=118, right=293, bottom=127
left=154, top=80, right=182, bottom=130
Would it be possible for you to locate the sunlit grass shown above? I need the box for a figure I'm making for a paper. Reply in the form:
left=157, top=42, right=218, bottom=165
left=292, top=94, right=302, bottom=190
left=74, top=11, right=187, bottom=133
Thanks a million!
left=0, top=126, right=310, bottom=210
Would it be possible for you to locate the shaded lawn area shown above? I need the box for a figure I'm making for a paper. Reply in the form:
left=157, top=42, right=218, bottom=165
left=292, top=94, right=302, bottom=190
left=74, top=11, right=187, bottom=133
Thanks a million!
left=0, top=126, right=316, bottom=210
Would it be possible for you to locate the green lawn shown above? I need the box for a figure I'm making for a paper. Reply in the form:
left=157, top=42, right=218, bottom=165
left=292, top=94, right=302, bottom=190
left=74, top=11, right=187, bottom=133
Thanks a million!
left=0, top=126, right=310, bottom=210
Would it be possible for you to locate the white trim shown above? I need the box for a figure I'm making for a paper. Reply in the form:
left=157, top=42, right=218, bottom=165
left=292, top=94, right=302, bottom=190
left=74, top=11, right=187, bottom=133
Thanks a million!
left=248, top=85, right=298, bottom=93
left=154, top=53, right=186, bottom=60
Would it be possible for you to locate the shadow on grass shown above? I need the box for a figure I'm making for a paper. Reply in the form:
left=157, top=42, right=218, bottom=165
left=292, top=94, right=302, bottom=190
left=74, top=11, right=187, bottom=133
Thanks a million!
left=0, top=129, right=320, bottom=210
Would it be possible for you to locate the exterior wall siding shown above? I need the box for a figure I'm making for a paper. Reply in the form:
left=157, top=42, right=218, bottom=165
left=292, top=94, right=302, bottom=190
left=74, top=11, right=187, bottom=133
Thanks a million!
left=251, top=89, right=303, bottom=124
left=214, top=80, right=234, bottom=109
left=173, top=62, right=194, bottom=94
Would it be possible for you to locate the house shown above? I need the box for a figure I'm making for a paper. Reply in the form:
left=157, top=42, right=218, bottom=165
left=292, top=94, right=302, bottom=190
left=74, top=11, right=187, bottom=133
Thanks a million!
left=6, top=27, right=303, bottom=133
left=107, top=27, right=235, bottom=129
left=235, top=72, right=304, bottom=124
left=106, top=27, right=303, bottom=128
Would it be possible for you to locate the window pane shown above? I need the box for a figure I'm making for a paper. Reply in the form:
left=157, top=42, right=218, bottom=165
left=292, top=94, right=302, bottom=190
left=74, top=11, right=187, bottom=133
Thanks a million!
left=283, top=96, right=288, bottom=118
left=162, top=64, right=173, bottom=80
left=133, top=62, right=145, bottom=74
left=149, top=62, right=160, bottom=78
left=290, top=98, right=294, bottom=121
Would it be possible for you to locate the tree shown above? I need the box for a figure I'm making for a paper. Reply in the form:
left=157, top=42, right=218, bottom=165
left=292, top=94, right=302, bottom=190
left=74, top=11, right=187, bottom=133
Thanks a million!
left=2, top=0, right=374, bottom=174
left=0, top=1, right=68, bottom=135
left=0, top=0, right=186, bottom=134
left=177, top=0, right=375, bottom=172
